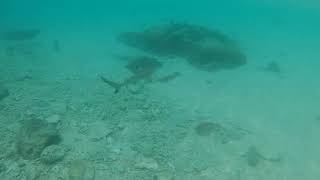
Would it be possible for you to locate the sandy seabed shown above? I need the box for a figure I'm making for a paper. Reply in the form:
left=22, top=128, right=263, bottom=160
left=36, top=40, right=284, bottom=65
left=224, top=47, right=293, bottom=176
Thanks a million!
left=0, top=22, right=320, bottom=180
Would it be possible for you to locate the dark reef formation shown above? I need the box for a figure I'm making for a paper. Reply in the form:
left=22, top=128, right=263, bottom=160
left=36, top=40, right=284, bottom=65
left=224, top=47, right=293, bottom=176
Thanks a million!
left=16, top=117, right=61, bottom=160
left=118, top=23, right=246, bottom=71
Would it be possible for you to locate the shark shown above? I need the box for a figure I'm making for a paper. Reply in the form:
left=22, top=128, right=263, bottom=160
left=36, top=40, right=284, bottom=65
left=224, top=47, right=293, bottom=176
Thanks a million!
left=100, top=56, right=180, bottom=93
left=100, top=71, right=154, bottom=93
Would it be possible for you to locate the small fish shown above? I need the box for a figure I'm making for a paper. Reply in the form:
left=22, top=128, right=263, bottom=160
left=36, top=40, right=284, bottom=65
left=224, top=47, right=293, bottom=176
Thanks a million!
left=53, top=40, right=61, bottom=53
left=262, top=61, right=281, bottom=73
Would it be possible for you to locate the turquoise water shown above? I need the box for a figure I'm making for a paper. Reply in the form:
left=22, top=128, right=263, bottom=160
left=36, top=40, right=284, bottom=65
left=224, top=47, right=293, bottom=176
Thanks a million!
left=1, top=1, right=320, bottom=179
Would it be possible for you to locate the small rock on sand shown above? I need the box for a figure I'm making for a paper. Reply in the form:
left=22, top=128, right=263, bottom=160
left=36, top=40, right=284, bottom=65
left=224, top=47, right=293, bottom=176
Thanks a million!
left=135, top=157, right=159, bottom=171
left=40, top=145, right=66, bottom=164
left=46, top=114, right=61, bottom=124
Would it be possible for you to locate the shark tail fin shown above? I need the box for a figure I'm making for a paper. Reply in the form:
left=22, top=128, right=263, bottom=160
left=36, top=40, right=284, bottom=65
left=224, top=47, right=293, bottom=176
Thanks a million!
left=100, top=76, right=122, bottom=93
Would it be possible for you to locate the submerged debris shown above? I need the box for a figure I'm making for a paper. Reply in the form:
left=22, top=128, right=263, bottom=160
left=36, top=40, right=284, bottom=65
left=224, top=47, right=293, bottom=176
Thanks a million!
left=242, top=146, right=281, bottom=167
left=134, top=156, right=159, bottom=171
left=262, top=61, right=282, bottom=74
left=118, top=22, right=246, bottom=71
left=1, top=29, right=40, bottom=41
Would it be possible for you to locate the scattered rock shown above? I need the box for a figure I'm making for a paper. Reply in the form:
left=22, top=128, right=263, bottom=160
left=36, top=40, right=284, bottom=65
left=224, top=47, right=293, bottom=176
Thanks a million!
left=16, top=117, right=61, bottom=160
left=45, top=114, right=61, bottom=125
left=135, top=157, right=159, bottom=171
left=68, top=160, right=95, bottom=180
left=40, top=145, right=65, bottom=164
left=0, top=84, right=9, bottom=101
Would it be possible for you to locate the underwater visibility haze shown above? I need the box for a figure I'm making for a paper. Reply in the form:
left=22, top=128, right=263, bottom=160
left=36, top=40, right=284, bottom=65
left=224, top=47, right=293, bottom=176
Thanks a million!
left=1, top=0, right=320, bottom=179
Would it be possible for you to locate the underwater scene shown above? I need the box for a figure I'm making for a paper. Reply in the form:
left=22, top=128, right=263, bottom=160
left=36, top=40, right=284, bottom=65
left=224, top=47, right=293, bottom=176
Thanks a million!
left=1, top=0, right=320, bottom=179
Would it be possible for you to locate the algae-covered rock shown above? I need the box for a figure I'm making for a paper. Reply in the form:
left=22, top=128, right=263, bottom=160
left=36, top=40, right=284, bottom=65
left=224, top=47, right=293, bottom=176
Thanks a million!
left=0, top=84, right=9, bottom=101
left=16, top=117, right=61, bottom=160
left=40, top=145, right=65, bottom=164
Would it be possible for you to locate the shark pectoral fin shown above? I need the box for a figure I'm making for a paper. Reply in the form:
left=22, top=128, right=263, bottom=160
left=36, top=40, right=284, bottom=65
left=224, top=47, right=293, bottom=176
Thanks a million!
left=100, top=76, right=122, bottom=93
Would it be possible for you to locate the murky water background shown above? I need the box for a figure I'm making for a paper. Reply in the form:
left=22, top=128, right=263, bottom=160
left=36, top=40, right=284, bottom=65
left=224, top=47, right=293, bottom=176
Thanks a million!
left=1, top=1, right=320, bottom=179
